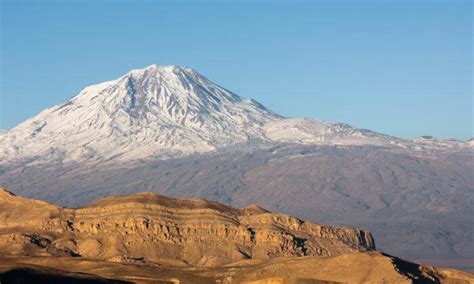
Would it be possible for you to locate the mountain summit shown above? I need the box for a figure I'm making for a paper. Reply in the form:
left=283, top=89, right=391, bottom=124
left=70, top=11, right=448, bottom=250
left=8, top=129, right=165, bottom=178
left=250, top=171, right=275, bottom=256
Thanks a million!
left=1, top=65, right=469, bottom=163
left=1, top=65, right=281, bottom=162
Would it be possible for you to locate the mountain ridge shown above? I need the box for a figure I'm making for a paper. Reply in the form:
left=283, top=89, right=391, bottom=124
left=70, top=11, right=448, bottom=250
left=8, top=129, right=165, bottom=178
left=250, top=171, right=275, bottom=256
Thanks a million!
left=2, top=64, right=470, bottom=165
left=0, top=187, right=375, bottom=267
left=0, top=188, right=472, bottom=283
left=1, top=65, right=279, bottom=162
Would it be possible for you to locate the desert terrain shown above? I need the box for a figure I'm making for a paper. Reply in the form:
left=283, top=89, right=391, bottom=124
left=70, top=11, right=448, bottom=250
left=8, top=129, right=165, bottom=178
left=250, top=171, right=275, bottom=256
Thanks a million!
left=0, top=187, right=472, bottom=283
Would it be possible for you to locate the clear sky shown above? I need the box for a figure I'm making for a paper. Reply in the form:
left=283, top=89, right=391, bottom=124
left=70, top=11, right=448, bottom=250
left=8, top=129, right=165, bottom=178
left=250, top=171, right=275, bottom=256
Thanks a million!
left=1, top=0, right=472, bottom=139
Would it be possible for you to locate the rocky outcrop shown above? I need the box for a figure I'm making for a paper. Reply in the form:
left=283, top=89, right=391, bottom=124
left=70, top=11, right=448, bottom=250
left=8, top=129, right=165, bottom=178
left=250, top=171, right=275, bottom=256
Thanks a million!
left=0, top=188, right=374, bottom=266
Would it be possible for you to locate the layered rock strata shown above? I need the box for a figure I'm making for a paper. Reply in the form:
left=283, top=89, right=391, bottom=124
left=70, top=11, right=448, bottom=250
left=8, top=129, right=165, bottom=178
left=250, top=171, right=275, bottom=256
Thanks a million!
left=0, top=188, right=374, bottom=266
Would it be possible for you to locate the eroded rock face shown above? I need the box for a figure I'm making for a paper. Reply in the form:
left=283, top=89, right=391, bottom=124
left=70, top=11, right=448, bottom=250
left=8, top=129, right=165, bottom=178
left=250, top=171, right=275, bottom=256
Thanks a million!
left=0, top=188, right=375, bottom=266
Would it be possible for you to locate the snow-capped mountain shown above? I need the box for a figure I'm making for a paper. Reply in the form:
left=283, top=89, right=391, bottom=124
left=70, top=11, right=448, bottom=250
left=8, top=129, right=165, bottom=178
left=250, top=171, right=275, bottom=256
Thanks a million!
left=0, top=65, right=472, bottom=271
left=1, top=65, right=277, bottom=162
left=0, top=65, right=469, bottom=164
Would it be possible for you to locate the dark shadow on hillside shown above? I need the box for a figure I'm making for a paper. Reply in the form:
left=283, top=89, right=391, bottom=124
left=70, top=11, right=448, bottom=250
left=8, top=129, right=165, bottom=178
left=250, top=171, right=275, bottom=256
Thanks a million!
left=383, top=253, right=440, bottom=284
left=0, top=267, right=130, bottom=284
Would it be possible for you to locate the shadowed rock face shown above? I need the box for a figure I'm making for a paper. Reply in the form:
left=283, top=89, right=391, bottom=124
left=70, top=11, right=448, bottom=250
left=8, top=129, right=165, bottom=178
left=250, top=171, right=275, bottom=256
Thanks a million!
left=0, top=267, right=128, bottom=284
left=0, top=188, right=374, bottom=267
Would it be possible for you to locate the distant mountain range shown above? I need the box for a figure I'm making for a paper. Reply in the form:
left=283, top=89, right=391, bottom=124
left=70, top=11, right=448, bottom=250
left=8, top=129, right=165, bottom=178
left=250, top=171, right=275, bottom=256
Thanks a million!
left=0, top=65, right=472, bottom=271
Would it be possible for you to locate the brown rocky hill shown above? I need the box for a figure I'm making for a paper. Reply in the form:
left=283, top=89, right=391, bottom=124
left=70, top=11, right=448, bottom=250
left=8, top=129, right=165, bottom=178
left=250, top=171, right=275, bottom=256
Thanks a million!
left=1, top=187, right=472, bottom=283
left=0, top=187, right=374, bottom=266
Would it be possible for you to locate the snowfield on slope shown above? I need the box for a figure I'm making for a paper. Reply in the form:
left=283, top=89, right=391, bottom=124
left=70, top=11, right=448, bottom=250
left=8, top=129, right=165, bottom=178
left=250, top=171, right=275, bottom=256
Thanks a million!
left=2, top=64, right=469, bottom=165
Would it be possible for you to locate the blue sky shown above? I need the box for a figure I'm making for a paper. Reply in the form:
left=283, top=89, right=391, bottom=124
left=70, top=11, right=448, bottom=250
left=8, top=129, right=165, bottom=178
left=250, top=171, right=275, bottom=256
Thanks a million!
left=1, top=0, right=472, bottom=139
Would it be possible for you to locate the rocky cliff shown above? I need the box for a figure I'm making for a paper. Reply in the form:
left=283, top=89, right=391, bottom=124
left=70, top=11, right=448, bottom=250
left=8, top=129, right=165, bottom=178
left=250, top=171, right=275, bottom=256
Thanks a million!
left=1, top=188, right=472, bottom=283
left=0, top=188, right=374, bottom=267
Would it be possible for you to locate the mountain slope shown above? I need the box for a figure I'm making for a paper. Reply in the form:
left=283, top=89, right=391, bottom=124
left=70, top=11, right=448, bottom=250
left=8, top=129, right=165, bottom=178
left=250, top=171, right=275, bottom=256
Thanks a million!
left=1, top=65, right=283, bottom=162
left=0, top=64, right=472, bottom=272
left=4, top=64, right=464, bottom=165
left=1, top=143, right=471, bottom=271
